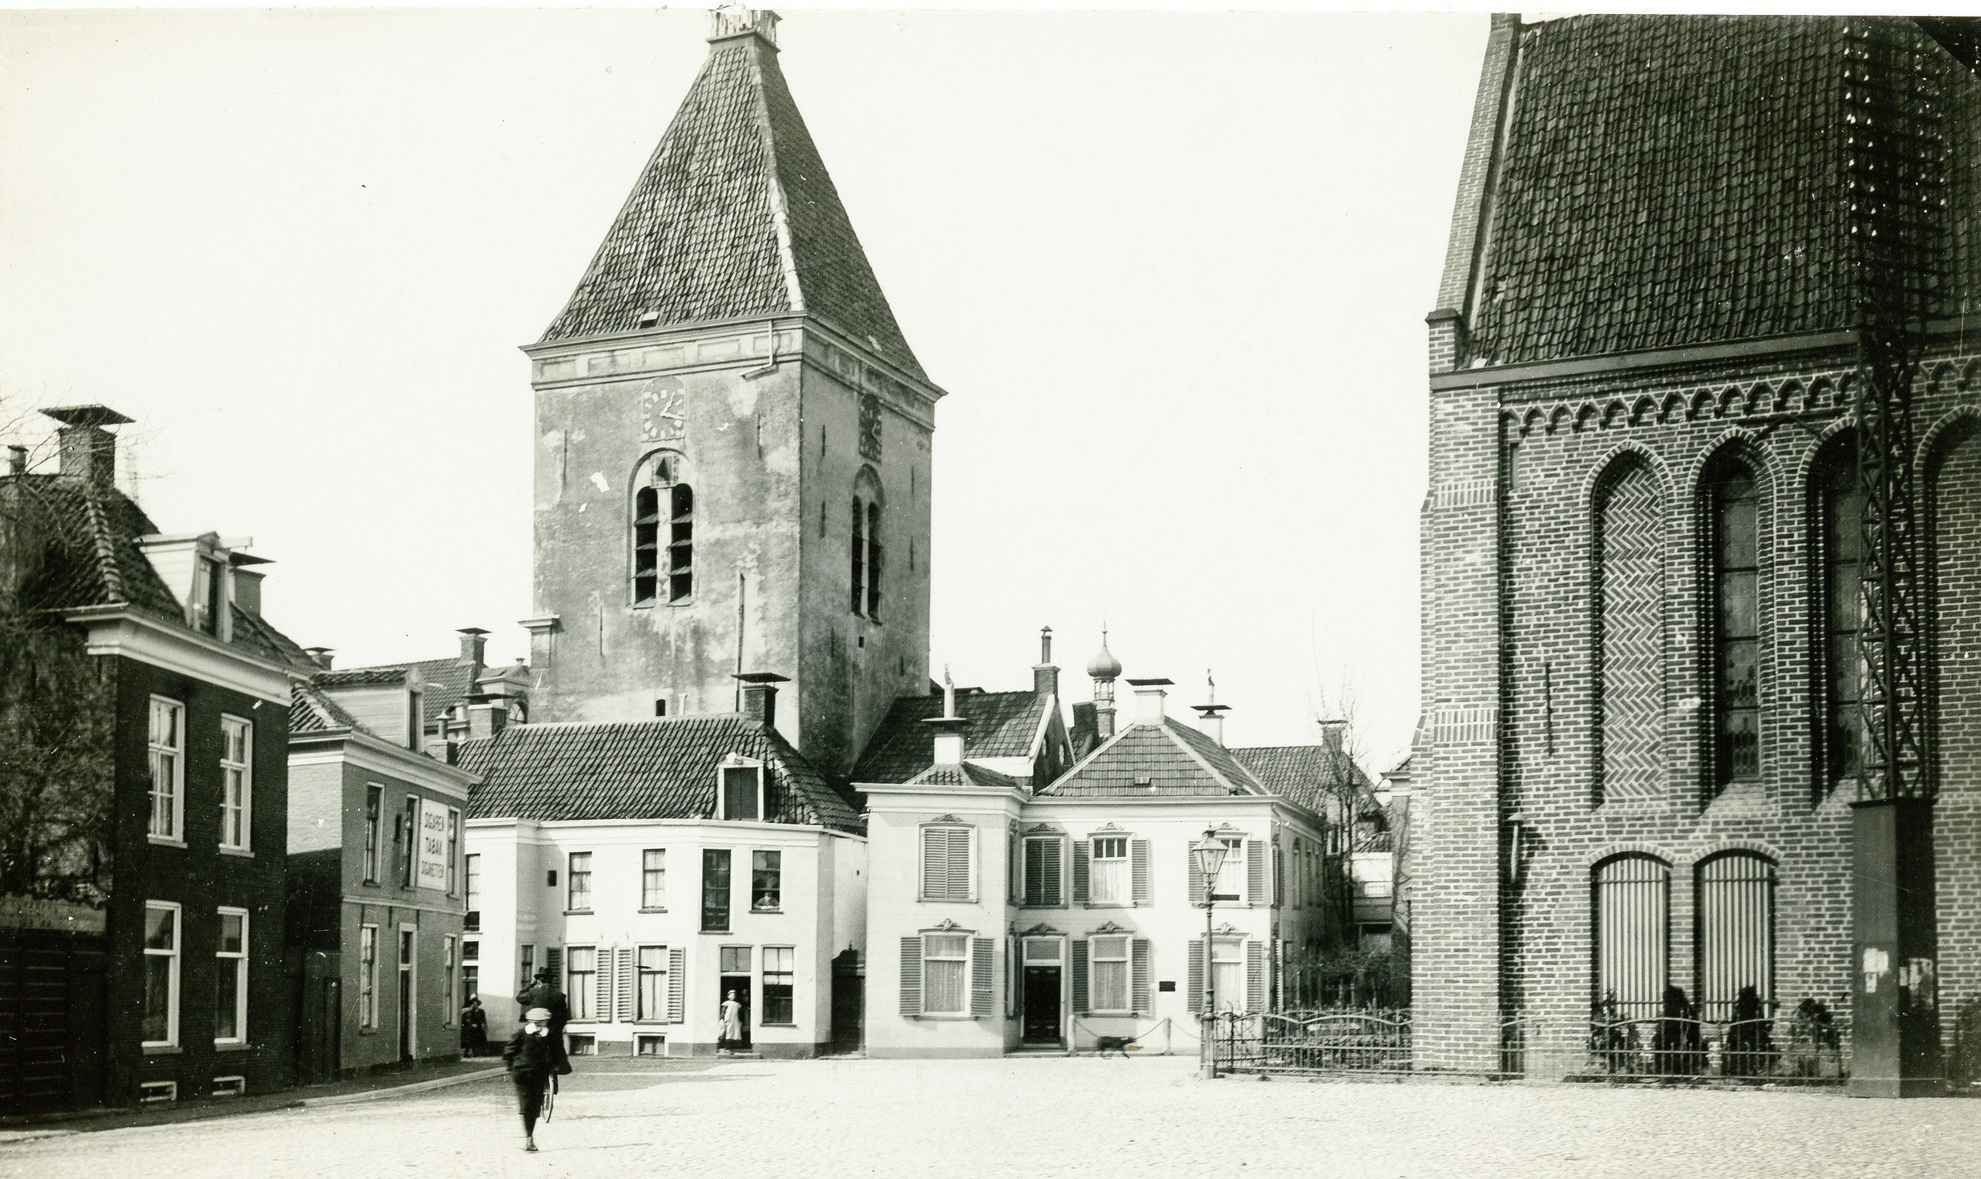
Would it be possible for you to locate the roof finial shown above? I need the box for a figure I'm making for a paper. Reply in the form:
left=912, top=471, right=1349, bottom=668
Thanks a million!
left=942, top=664, right=956, bottom=720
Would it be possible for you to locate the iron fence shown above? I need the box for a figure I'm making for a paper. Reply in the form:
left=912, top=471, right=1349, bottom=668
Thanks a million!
left=1211, top=1009, right=1413, bottom=1075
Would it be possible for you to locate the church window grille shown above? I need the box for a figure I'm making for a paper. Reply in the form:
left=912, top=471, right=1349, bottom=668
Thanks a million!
left=1708, top=460, right=1762, bottom=792
left=1593, top=854, right=1669, bottom=1022
left=1695, top=852, right=1775, bottom=1022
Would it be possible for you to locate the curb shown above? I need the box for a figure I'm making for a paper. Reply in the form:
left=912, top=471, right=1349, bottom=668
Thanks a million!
left=300, top=1065, right=506, bottom=1108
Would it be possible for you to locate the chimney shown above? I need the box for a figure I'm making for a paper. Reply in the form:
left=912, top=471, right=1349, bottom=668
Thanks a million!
left=734, top=671, right=789, bottom=731
left=1191, top=670, right=1229, bottom=746
left=229, top=552, right=271, bottom=616
left=7, top=446, right=25, bottom=476
left=42, top=405, right=133, bottom=492
left=1125, top=678, right=1172, bottom=725
left=467, top=696, right=508, bottom=741
left=1319, top=719, right=1349, bottom=754
left=1032, top=626, right=1059, bottom=699
left=303, top=647, right=335, bottom=670
left=458, top=627, right=490, bottom=668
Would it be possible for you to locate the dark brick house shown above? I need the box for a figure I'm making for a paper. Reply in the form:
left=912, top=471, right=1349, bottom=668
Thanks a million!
left=1414, top=15, right=1981, bottom=1091
left=0, top=406, right=315, bottom=1110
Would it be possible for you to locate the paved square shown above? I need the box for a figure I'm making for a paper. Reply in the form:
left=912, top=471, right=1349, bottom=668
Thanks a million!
left=5, top=1057, right=1979, bottom=1178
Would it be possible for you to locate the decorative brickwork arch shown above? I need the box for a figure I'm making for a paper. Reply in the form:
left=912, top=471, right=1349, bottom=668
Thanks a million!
left=1590, top=450, right=1670, bottom=806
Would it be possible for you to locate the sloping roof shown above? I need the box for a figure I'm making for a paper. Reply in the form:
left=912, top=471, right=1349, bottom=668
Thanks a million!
left=1039, top=717, right=1266, bottom=799
left=314, top=667, right=408, bottom=687
left=1232, top=745, right=1371, bottom=821
left=538, top=29, right=925, bottom=380
left=290, top=680, right=369, bottom=735
left=904, top=762, right=1025, bottom=792
left=1462, top=15, right=1981, bottom=366
left=458, top=714, right=859, bottom=832
left=852, top=690, right=1050, bottom=783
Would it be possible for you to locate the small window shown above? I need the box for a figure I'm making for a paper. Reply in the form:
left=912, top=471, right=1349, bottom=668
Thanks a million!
left=210, top=1076, right=246, bottom=1098
left=752, top=850, right=781, bottom=911
left=721, top=763, right=763, bottom=822
left=218, top=717, right=252, bottom=851
left=567, top=852, right=593, bottom=911
left=920, top=825, right=974, bottom=902
left=702, top=849, right=732, bottom=933
left=442, top=935, right=458, bottom=1025
left=358, top=924, right=380, bottom=1030
left=1212, top=837, right=1245, bottom=903
left=214, top=908, right=248, bottom=1045
left=654, top=698, right=668, bottom=717
left=139, top=1081, right=179, bottom=1104
left=642, top=849, right=666, bottom=909
left=147, top=698, right=184, bottom=842
left=142, top=901, right=181, bottom=1047
left=762, top=946, right=795, bottom=1024
left=1089, top=837, right=1129, bottom=904
left=922, top=934, right=970, bottom=1016
left=635, top=1033, right=668, bottom=1056
left=566, top=1034, right=597, bottom=1057
left=1090, top=936, right=1131, bottom=1013
left=519, top=944, right=534, bottom=989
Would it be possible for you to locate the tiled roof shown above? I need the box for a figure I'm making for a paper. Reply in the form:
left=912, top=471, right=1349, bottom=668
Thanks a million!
left=290, top=680, right=370, bottom=735
left=458, top=714, right=860, bottom=832
left=852, top=691, right=1050, bottom=783
left=1464, top=15, right=1981, bottom=366
left=1231, top=745, right=1371, bottom=821
left=904, top=762, right=1025, bottom=792
left=314, top=667, right=408, bottom=687
left=539, top=33, right=925, bottom=380
left=1039, top=718, right=1266, bottom=799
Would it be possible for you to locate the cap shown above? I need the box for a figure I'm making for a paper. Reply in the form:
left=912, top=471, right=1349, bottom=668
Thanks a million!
left=534, top=967, right=555, bottom=980
left=525, top=1007, right=553, bottom=1022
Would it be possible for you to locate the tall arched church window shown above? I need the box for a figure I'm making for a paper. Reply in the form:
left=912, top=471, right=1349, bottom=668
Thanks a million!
left=633, top=452, right=692, bottom=606
left=1695, top=852, right=1775, bottom=1023
left=1593, top=854, right=1669, bottom=1022
left=866, top=500, right=882, bottom=621
left=1708, top=459, right=1762, bottom=793
left=1814, top=436, right=1866, bottom=797
left=1593, top=456, right=1665, bottom=805
left=850, top=497, right=865, bottom=614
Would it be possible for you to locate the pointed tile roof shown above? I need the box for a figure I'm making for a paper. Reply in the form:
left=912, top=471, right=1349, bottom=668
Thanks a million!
left=1039, top=716, right=1267, bottom=799
left=852, top=690, right=1053, bottom=784
left=539, top=22, right=925, bottom=380
left=1231, top=744, right=1372, bottom=823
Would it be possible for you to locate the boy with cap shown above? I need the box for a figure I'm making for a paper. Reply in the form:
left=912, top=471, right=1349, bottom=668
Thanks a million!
left=516, top=966, right=572, bottom=1073
left=503, top=1006, right=559, bottom=1151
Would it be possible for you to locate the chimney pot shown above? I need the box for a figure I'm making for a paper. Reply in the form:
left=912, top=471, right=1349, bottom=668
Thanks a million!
left=303, top=647, right=335, bottom=670
left=42, top=405, right=131, bottom=492
left=1192, top=703, right=1231, bottom=748
left=458, top=627, right=489, bottom=668
left=1319, top=719, right=1349, bottom=753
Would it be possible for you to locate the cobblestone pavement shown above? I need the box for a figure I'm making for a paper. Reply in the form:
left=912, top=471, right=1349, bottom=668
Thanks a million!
left=4, top=1056, right=1979, bottom=1179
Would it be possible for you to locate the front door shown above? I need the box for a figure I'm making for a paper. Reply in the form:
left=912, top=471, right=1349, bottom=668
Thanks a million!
left=829, top=949, right=863, bottom=1053
left=1021, top=938, right=1064, bottom=1044
left=397, top=929, right=416, bottom=1062
left=719, top=975, right=752, bottom=1049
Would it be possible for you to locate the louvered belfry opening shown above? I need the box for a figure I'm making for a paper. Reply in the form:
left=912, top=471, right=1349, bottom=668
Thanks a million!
left=1593, top=855, right=1670, bottom=1022
left=1696, top=853, right=1776, bottom=1023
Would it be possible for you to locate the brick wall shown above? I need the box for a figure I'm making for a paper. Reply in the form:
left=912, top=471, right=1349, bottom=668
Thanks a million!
left=1933, top=418, right=1981, bottom=1030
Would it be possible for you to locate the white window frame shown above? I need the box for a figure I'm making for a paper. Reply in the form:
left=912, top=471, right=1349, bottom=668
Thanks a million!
left=1089, top=836, right=1130, bottom=905
left=567, top=945, right=598, bottom=1021
left=210, top=1075, right=246, bottom=1097
left=921, top=933, right=971, bottom=1016
left=464, top=852, right=481, bottom=925
left=1214, top=836, right=1246, bottom=904
left=1090, top=934, right=1131, bottom=1014
left=142, top=900, right=182, bottom=1048
left=1022, top=834, right=1064, bottom=907
left=358, top=924, right=379, bottom=1030
left=920, top=824, right=976, bottom=903
left=718, top=757, right=766, bottom=821
left=635, top=944, right=669, bottom=1021
left=362, top=784, right=383, bottom=883
left=641, top=849, right=666, bottom=910
left=1210, top=936, right=1245, bottom=1014
left=218, top=715, right=252, bottom=852
left=567, top=851, right=593, bottom=911
left=214, top=906, right=249, bottom=1046
left=761, top=945, right=796, bottom=1025
left=446, top=809, right=461, bottom=895
left=147, top=697, right=185, bottom=843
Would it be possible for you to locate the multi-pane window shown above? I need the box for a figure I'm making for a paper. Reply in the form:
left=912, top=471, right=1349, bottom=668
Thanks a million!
left=1023, top=836, right=1063, bottom=906
left=1594, top=854, right=1670, bottom=1022
left=215, top=908, right=248, bottom=1044
left=519, top=944, right=534, bottom=989
left=633, top=453, right=694, bottom=606
left=363, top=784, right=383, bottom=883
left=1711, top=462, right=1762, bottom=790
left=566, top=947, right=597, bottom=1021
left=1697, top=853, right=1776, bottom=1022
left=147, top=698, right=183, bottom=841
left=636, top=946, right=669, bottom=1020
left=142, top=902, right=180, bottom=1046
left=1089, top=837, right=1129, bottom=904
left=721, top=764, right=763, bottom=821
left=1090, top=936, right=1130, bottom=1013
left=1214, top=837, right=1245, bottom=902
left=702, top=849, right=732, bottom=932
left=464, top=853, right=480, bottom=929
left=920, top=825, right=974, bottom=901
left=752, top=850, right=781, bottom=911
left=762, top=947, right=795, bottom=1024
left=642, top=849, right=666, bottom=909
left=359, top=925, right=380, bottom=1029
left=1819, top=439, right=1868, bottom=794
left=567, top=852, right=593, bottom=911
left=219, top=717, right=252, bottom=851
left=923, top=934, right=969, bottom=1016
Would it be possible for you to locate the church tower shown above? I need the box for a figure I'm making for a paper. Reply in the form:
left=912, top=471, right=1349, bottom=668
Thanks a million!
left=521, top=7, right=940, bottom=774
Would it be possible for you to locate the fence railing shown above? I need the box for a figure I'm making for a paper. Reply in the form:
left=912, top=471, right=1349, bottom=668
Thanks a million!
left=1211, top=1010, right=1413, bottom=1074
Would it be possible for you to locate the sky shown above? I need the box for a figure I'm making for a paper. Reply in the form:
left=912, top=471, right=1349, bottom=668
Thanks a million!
left=0, top=5, right=1496, bottom=772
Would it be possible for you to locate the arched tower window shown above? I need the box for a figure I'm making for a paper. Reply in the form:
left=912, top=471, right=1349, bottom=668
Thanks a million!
left=1593, top=854, right=1669, bottom=1022
left=1813, top=435, right=1866, bottom=797
left=850, top=468, right=883, bottom=621
left=1706, top=457, right=1762, bottom=794
left=850, top=496, right=865, bottom=614
left=866, top=499, right=883, bottom=621
left=1593, top=455, right=1665, bottom=805
left=1695, top=852, right=1775, bottom=1023
left=633, top=452, right=692, bottom=606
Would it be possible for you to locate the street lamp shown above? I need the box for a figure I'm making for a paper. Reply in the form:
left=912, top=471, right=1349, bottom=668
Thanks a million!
left=1192, top=828, right=1231, bottom=1080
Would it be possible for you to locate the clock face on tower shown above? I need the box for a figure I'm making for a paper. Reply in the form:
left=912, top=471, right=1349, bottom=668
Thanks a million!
left=640, top=381, right=687, bottom=443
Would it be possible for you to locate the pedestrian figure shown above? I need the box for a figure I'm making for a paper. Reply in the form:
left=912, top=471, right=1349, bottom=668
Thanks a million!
left=459, top=995, right=488, bottom=1057
left=503, top=1006, right=559, bottom=1153
left=516, top=967, right=573, bottom=1074
left=718, top=989, right=743, bottom=1054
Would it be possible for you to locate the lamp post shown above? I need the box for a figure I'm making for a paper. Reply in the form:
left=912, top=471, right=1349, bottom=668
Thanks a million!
left=1192, top=829, right=1231, bottom=1080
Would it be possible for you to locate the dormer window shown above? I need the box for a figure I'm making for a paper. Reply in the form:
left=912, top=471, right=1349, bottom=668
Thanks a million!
left=719, top=757, right=764, bottom=822
left=189, top=555, right=224, bottom=636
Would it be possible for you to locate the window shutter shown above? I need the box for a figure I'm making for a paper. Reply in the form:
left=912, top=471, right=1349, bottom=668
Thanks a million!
left=1131, top=839, right=1150, bottom=905
left=594, top=950, right=611, bottom=1022
left=1072, top=841, right=1090, bottom=905
left=949, top=829, right=973, bottom=901
left=971, top=938, right=995, bottom=1018
left=921, top=828, right=946, bottom=899
left=899, top=937, right=923, bottom=1016
left=617, top=948, right=635, bottom=1021
left=1070, top=939, right=1090, bottom=1015
left=667, top=947, right=685, bottom=1023
left=1246, top=940, right=1266, bottom=1013
left=545, top=946, right=563, bottom=982
left=1131, top=939, right=1152, bottom=1013
left=1186, top=940, right=1204, bottom=1014
left=1247, top=840, right=1265, bottom=906
left=1007, top=937, right=1022, bottom=1018
left=1188, top=851, right=1205, bottom=906
left=1008, top=823, right=1021, bottom=904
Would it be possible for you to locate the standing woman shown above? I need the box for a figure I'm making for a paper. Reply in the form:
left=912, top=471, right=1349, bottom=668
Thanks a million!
left=718, top=990, right=743, bottom=1054
left=503, top=1006, right=558, bottom=1152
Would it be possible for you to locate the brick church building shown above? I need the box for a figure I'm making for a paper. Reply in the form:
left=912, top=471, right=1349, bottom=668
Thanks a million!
left=1414, top=14, right=1981, bottom=1094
